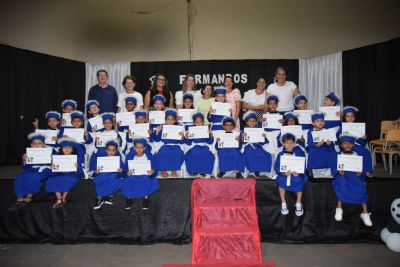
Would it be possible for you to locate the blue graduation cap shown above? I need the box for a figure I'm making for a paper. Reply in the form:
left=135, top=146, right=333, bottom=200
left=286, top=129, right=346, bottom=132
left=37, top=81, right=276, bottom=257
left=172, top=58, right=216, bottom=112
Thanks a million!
left=45, top=111, right=61, bottom=120
left=294, top=94, right=307, bottom=104
left=192, top=112, right=204, bottom=121
left=153, top=95, right=166, bottom=104
left=311, top=112, right=324, bottom=122
left=106, top=140, right=119, bottom=149
left=70, top=111, right=84, bottom=121
left=133, top=138, right=147, bottom=146
left=27, top=132, right=46, bottom=143
left=266, top=95, right=279, bottom=103
left=284, top=112, right=298, bottom=120
left=243, top=111, right=258, bottom=121
left=86, top=100, right=100, bottom=110
left=342, top=106, right=359, bottom=116
left=183, top=93, right=194, bottom=100
left=61, top=99, right=77, bottom=109
left=101, top=112, right=115, bottom=122
left=222, top=116, right=236, bottom=126
left=340, top=134, right=356, bottom=144
left=214, top=87, right=227, bottom=95
left=135, top=110, right=147, bottom=118
left=165, top=108, right=177, bottom=118
left=125, top=96, right=137, bottom=105
left=325, top=92, right=340, bottom=105
left=58, top=137, right=78, bottom=148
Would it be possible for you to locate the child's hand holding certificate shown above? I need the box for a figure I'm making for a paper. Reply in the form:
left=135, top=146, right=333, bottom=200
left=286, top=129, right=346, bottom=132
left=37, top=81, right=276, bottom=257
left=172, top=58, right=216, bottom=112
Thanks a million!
left=211, top=102, right=231, bottom=116
left=218, top=132, right=239, bottom=148
left=178, top=109, right=196, bottom=123
left=26, top=148, right=53, bottom=164
left=52, top=155, right=77, bottom=172
left=63, top=128, right=85, bottom=143
left=187, top=126, right=209, bottom=139
left=97, top=156, right=120, bottom=173
left=311, top=129, right=337, bottom=142
left=262, top=113, right=283, bottom=129
left=243, top=128, right=265, bottom=143
left=129, top=123, right=150, bottom=138
left=95, top=131, right=118, bottom=147
left=162, top=125, right=184, bottom=140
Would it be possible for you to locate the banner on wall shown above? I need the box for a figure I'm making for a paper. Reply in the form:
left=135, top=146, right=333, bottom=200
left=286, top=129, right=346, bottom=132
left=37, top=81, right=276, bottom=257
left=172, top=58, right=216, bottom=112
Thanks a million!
left=131, top=59, right=299, bottom=95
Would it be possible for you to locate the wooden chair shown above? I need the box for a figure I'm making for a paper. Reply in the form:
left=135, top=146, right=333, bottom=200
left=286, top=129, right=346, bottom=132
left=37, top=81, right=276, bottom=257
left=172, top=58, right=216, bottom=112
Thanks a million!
left=370, top=121, right=398, bottom=165
left=373, top=130, right=400, bottom=174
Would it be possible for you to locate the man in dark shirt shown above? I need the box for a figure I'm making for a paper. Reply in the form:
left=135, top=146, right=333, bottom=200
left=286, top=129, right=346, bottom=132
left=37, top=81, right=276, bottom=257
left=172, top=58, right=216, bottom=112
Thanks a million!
left=88, top=69, right=118, bottom=113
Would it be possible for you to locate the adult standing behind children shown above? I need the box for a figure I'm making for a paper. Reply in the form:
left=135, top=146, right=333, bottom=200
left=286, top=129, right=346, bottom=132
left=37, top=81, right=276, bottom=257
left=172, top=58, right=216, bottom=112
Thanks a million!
left=117, top=75, right=144, bottom=112
left=88, top=69, right=118, bottom=113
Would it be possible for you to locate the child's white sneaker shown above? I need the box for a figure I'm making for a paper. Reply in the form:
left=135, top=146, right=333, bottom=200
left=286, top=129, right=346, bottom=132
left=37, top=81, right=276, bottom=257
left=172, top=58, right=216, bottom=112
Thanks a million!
left=295, top=202, right=304, bottom=216
left=360, top=213, right=373, bottom=227
left=281, top=203, right=289, bottom=215
left=335, top=208, right=343, bottom=221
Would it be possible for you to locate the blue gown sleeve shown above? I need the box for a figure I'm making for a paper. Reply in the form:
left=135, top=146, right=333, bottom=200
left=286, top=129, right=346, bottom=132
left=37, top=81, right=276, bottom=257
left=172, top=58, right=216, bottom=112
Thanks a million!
left=274, top=152, right=282, bottom=174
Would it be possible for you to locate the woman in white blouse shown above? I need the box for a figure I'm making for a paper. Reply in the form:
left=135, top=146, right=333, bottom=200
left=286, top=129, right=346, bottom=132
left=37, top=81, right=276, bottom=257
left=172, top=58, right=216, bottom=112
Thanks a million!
left=175, top=74, right=202, bottom=109
left=242, top=77, right=268, bottom=121
left=266, top=67, right=300, bottom=112
left=117, top=75, right=144, bottom=112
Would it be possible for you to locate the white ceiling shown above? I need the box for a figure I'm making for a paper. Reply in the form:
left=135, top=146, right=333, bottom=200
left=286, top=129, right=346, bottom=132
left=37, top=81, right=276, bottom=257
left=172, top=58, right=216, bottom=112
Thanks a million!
left=0, top=0, right=399, bottom=62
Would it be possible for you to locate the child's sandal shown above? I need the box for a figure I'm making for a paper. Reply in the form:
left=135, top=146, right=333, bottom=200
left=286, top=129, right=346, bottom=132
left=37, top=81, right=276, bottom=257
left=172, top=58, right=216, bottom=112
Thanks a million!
left=53, top=199, right=63, bottom=209
left=23, top=196, right=33, bottom=203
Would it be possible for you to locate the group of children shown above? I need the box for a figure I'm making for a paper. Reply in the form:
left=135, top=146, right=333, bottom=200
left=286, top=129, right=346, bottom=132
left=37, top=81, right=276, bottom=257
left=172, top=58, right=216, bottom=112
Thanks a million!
left=10, top=88, right=373, bottom=226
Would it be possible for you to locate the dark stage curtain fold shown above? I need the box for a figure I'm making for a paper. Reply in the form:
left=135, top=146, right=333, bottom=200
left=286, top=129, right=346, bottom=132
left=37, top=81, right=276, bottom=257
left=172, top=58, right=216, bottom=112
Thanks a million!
left=342, top=37, right=400, bottom=140
left=1, top=178, right=398, bottom=244
left=0, top=45, right=85, bottom=165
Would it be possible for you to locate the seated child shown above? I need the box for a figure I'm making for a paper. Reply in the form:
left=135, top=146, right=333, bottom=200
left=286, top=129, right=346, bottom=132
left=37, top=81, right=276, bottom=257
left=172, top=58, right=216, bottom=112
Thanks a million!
left=86, top=100, right=101, bottom=132
left=122, top=138, right=159, bottom=210
left=60, top=99, right=77, bottom=127
left=116, top=96, right=137, bottom=132
left=331, top=134, right=372, bottom=226
left=275, top=133, right=307, bottom=216
left=323, top=92, right=341, bottom=129
left=208, top=87, right=229, bottom=132
left=293, top=94, right=312, bottom=130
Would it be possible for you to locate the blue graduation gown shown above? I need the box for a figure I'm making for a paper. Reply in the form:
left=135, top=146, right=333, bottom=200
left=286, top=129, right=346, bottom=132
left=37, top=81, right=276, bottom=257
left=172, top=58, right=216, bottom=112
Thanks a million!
left=274, top=150, right=307, bottom=192
left=89, top=150, right=123, bottom=197
left=331, top=151, right=368, bottom=204
left=216, top=132, right=244, bottom=172
left=307, top=129, right=337, bottom=169
left=58, top=126, right=93, bottom=161
left=324, top=120, right=341, bottom=129
left=241, top=129, right=272, bottom=172
left=184, top=125, right=215, bottom=175
left=14, top=163, right=52, bottom=197
left=46, top=156, right=84, bottom=193
left=122, top=153, right=159, bottom=198
left=208, top=113, right=226, bottom=131
left=152, top=127, right=184, bottom=171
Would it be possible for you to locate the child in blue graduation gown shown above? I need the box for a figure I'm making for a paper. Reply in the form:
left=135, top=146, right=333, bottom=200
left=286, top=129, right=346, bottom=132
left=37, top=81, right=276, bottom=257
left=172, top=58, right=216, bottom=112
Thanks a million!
left=208, top=88, right=229, bottom=132
left=116, top=96, right=137, bottom=132
left=275, top=133, right=307, bottom=216
left=86, top=100, right=102, bottom=132
left=90, top=140, right=123, bottom=210
left=277, top=112, right=306, bottom=151
left=178, top=93, right=195, bottom=128
left=149, top=95, right=166, bottom=131
left=293, top=94, right=313, bottom=130
left=307, top=112, right=338, bottom=177
left=95, top=113, right=125, bottom=153
left=9, top=133, right=54, bottom=211
left=215, top=117, right=244, bottom=178
left=331, top=134, right=372, bottom=227
left=339, top=106, right=374, bottom=177
left=122, top=138, right=159, bottom=210
left=323, top=92, right=341, bottom=129
left=58, top=110, right=93, bottom=161
left=263, top=95, right=285, bottom=132
left=46, top=137, right=84, bottom=209
left=241, top=111, right=271, bottom=177
left=32, top=111, right=61, bottom=149
left=60, top=99, right=77, bottom=127
left=126, top=110, right=152, bottom=154
left=152, top=109, right=185, bottom=178
left=184, top=112, right=215, bottom=177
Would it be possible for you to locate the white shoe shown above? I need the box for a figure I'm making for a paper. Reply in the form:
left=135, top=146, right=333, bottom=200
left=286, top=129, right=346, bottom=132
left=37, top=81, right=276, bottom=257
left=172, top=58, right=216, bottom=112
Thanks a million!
left=360, top=213, right=373, bottom=227
left=335, top=208, right=343, bottom=221
left=281, top=203, right=289, bottom=215
left=295, top=203, right=304, bottom=216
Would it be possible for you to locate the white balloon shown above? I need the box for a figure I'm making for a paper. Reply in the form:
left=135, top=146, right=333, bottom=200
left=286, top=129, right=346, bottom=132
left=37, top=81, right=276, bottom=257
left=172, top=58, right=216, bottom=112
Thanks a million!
left=381, top=228, right=391, bottom=243
left=386, top=233, right=400, bottom=253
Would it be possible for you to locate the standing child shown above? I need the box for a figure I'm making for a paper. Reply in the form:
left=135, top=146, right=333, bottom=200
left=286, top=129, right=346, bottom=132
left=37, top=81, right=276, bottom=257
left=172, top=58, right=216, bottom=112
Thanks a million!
left=46, top=137, right=83, bottom=208
left=241, top=111, right=272, bottom=177
left=90, top=140, right=123, bottom=210
left=123, top=138, right=159, bottom=210
left=274, top=133, right=307, bottom=216
left=307, top=112, right=338, bottom=177
left=340, top=106, right=373, bottom=177
left=215, top=117, right=244, bottom=178
left=8, top=133, right=53, bottom=211
left=323, top=92, right=341, bottom=129
left=331, top=134, right=372, bottom=226
left=184, top=112, right=215, bottom=177
left=152, top=109, right=185, bottom=178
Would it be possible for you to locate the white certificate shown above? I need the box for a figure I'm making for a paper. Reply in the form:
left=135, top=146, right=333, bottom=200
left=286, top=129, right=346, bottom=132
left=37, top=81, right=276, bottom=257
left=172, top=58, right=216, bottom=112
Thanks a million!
left=62, top=113, right=72, bottom=127
left=162, top=125, right=184, bottom=140
left=337, top=154, right=363, bottom=172
left=129, top=123, right=150, bottom=138
left=97, top=156, right=120, bottom=173
left=178, top=109, right=196, bottom=123
left=88, top=116, right=104, bottom=131
left=95, top=131, right=118, bottom=147
left=262, top=113, right=283, bottom=129
left=311, top=129, right=337, bottom=142
left=52, top=155, right=77, bottom=172
left=63, top=128, right=85, bottom=143
left=35, top=129, right=58, bottom=145
left=243, top=128, right=265, bottom=143
left=279, top=155, right=305, bottom=174
left=26, top=147, right=53, bottom=164
left=149, top=111, right=165, bottom=124
left=116, top=112, right=135, bottom=126
left=341, top=123, right=365, bottom=139
left=187, top=126, right=209, bottom=139
left=280, top=125, right=303, bottom=140
left=294, top=110, right=313, bottom=124
left=218, top=132, right=239, bottom=148
left=319, top=106, right=341, bottom=121
left=212, top=130, right=226, bottom=140
left=211, top=102, right=231, bottom=116
left=128, top=159, right=151, bottom=175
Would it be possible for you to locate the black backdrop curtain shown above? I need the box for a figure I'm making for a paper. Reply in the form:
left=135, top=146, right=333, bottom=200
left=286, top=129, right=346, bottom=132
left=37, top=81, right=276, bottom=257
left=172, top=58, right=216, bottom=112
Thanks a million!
left=131, top=59, right=299, bottom=96
left=0, top=45, right=85, bottom=166
left=343, top=37, right=400, bottom=140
